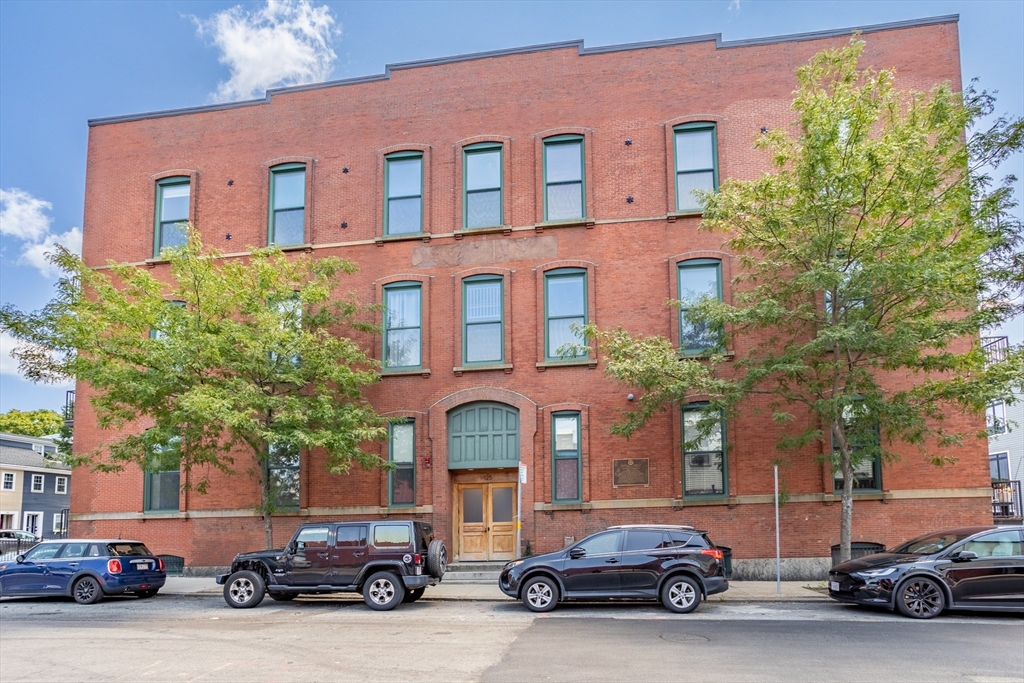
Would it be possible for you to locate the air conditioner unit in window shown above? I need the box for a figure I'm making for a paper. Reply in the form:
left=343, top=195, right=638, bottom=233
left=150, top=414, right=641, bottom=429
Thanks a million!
left=689, top=453, right=711, bottom=467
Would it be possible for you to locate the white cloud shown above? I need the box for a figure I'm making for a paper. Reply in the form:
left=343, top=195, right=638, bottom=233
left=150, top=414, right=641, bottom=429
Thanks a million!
left=0, top=188, right=53, bottom=242
left=195, top=0, right=340, bottom=103
left=728, top=0, right=741, bottom=14
left=0, top=187, right=81, bottom=278
left=0, top=331, right=20, bottom=378
left=19, top=227, right=82, bottom=278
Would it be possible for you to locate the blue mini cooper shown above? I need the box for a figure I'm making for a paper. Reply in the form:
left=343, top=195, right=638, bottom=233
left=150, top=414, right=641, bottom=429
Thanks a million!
left=0, top=539, right=166, bottom=604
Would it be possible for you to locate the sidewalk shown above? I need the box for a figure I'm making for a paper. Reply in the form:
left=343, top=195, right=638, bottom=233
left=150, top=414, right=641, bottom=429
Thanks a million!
left=161, top=577, right=830, bottom=602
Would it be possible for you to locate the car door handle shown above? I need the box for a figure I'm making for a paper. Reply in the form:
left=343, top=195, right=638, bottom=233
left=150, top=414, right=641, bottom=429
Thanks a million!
left=605, top=558, right=619, bottom=564
left=353, top=552, right=364, bottom=557
left=317, top=552, right=329, bottom=558
left=68, top=563, right=79, bottom=567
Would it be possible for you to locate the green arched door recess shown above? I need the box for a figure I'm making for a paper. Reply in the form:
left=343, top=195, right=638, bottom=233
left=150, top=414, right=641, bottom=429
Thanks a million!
left=447, top=402, right=520, bottom=469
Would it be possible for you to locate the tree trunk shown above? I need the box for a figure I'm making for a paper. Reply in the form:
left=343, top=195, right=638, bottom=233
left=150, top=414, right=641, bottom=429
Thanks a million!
left=836, top=421, right=855, bottom=564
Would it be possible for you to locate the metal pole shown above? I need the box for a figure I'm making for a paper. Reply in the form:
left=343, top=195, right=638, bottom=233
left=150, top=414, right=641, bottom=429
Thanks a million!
left=516, top=465, right=524, bottom=558
left=774, top=464, right=781, bottom=595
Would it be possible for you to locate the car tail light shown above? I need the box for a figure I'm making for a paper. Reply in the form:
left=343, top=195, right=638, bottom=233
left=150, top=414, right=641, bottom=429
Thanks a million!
left=107, top=559, right=122, bottom=574
left=413, top=554, right=422, bottom=566
left=701, top=548, right=724, bottom=561
left=157, top=558, right=165, bottom=571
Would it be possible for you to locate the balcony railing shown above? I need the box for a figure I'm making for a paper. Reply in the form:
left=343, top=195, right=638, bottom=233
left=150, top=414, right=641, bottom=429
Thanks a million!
left=64, top=389, right=75, bottom=427
left=992, top=480, right=1023, bottom=521
left=981, top=336, right=1009, bottom=366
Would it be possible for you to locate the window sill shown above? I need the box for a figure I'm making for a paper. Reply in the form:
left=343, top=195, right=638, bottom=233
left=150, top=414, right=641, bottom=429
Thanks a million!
left=144, top=257, right=170, bottom=267
left=454, top=364, right=513, bottom=375
left=454, top=225, right=511, bottom=239
left=672, top=496, right=733, bottom=508
left=823, top=491, right=890, bottom=502
left=275, top=243, right=313, bottom=252
left=535, top=502, right=593, bottom=512
left=381, top=368, right=432, bottom=378
left=536, top=359, right=597, bottom=371
left=375, top=232, right=432, bottom=245
left=141, top=511, right=185, bottom=518
left=535, top=218, right=595, bottom=231
left=678, top=350, right=735, bottom=361
left=666, top=210, right=703, bottom=222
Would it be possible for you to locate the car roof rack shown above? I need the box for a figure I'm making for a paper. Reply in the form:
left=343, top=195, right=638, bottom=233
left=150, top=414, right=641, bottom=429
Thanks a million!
left=607, top=524, right=696, bottom=530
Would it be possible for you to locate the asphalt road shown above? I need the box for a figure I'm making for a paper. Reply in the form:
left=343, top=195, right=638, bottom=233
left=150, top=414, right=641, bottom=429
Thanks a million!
left=0, top=595, right=1021, bottom=683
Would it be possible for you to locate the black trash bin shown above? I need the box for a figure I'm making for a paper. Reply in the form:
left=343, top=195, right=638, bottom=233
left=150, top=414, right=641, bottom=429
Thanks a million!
left=717, top=545, right=733, bottom=579
left=830, top=542, right=884, bottom=568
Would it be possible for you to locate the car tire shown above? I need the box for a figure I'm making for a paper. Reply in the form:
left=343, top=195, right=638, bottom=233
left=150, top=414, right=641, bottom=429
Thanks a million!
left=521, top=576, right=558, bottom=612
left=73, top=576, right=103, bottom=605
left=402, top=587, right=425, bottom=603
left=661, top=575, right=702, bottom=614
left=224, top=570, right=266, bottom=609
left=896, top=576, right=945, bottom=619
left=363, top=571, right=405, bottom=611
left=135, top=589, right=159, bottom=599
left=268, top=591, right=296, bottom=602
left=427, top=539, right=447, bottom=579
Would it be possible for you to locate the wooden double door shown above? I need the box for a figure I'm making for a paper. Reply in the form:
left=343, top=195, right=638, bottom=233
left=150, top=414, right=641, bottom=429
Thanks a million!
left=455, top=482, right=517, bottom=561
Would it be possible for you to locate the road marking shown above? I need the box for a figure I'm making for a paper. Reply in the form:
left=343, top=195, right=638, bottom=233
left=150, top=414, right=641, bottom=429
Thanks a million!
left=186, top=662, right=233, bottom=682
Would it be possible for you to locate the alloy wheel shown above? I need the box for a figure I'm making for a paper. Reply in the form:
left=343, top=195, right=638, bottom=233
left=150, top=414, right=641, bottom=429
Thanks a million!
left=526, top=581, right=553, bottom=609
left=668, top=581, right=696, bottom=609
left=229, top=577, right=255, bottom=604
left=369, top=578, right=395, bottom=605
left=75, top=579, right=97, bottom=603
left=901, top=579, right=943, bottom=618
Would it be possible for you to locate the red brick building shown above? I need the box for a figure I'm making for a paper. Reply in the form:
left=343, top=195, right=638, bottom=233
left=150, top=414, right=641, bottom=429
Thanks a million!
left=71, top=15, right=991, bottom=578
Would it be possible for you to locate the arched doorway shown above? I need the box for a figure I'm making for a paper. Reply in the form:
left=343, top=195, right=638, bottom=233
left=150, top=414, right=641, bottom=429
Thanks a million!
left=448, top=402, right=519, bottom=561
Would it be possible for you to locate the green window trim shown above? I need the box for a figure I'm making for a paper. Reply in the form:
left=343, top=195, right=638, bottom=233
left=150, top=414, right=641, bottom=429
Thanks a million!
left=831, top=423, right=882, bottom=493
left=677, top=259, right=723, bottom=355
left=463, top=143, right=503, bottom=229
left=267, top=442, right=301, bottom=509
left=153, top=177, right=191, bottom=258
left=552, top=411, right=582, bottom=503
left=268, top=163, right=307, bottom=247
left=383, top=282, right=423, bottom=370
left=673, top=123, right=719, bottom=213
left=462, top=275, right=504, bottom=366
left=682, top=403, right=728, bottom=498
left=543, top=268, right=589, bottom=361
left=542, top=135, right=586, bottom=222
left=384, top=151, right=424, bottom=236
left=388, top=420, right=416, bottom=507
left=143, top=437, right=181, bottom=513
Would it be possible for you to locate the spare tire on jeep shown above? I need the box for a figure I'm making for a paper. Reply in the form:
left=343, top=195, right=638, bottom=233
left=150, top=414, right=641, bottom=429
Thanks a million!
left=427, top=539, right=447, bottom=579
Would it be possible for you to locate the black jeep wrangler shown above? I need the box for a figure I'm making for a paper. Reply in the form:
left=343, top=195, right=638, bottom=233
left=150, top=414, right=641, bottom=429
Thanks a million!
left=216, top=520, right=446, bottom=610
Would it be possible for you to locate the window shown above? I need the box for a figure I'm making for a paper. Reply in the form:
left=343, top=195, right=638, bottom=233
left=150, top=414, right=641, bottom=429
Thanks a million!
left=269, top=295, right=302, bottom=366
left=832, top=403, right=881, bottom=492
left=383, top=284, right=422, bottom=369
left=682, top=405, right=726, bottom=496
left=677, top=260, right=723, bottom=354
left=674, top=123, right=718, bottom=212
left=294, top=527, right=329, bottom=550
left=144, top=440, right=180, bottom=513
left=373, top=524, right=412, bottom=548
left=150, top=300, right=186, bottom=341
left=574, top=531, right=622, bottom=556
left=2, top=473, right=13, bottom=490
left=960, top=530, right=1022, bottom=558
left=268, top=442, right=300, bottom=509
left=987, top=401, right=1007, bottom=435
left=389, top=421, right=415, bottom=506
left=53, top=514, right=67, bottom=535
left=154, top=177, right=190, bottom=256
left=336, top=525, right=367, bottom=547
left=464, top=144, right=502, bottom=229
left=552, top=412, right=582, bottom=503
left=543, top=136, right=585, bottom=221
left=463, top=276, right=503, bottom=365
left=31, top=475, right=44, bottom=493
left=990, top=452, right=1010, bottom=481
left=385, top=153, right=423, bottom=235
left=625, top=530, right=670, bottom=552
left=55, top=477, right=67, bottom=494
left=269, top=164, right=306, bottom=246
left=23, top=543, right=61, bottom=561
left=544, top=269, right=587, bottom=360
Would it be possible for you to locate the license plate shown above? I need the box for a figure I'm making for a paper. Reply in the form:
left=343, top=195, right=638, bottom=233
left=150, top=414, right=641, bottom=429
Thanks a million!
left=830, top=581, right=840, bottom=591
left=131, top=560, right=152, bottom=570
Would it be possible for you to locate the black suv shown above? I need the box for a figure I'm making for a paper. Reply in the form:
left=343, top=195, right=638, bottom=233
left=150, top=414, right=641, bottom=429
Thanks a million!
left=217, top=520, right=446, bottom=610
left=499, top=524, right=728, bottom=613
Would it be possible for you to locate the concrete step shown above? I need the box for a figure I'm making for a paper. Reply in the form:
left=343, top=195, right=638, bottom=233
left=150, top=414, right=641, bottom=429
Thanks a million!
left=444, top=562, right=505, bottom=583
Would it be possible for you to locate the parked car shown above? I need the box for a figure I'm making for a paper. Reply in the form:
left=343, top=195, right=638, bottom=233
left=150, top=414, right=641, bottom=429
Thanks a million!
left=498, top=524, right=728, bottom=613
left=216, top=520, right=447, bottom=611
left=0, top=530, right=40, bottom=542
left=0, top=539, right=166, bottom=604
left=829, top=525, right=1024, bottom=618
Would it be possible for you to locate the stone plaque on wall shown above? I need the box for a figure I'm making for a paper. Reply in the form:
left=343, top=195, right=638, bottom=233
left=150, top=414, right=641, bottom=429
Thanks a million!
left=613, top=458, right=649, bottom=487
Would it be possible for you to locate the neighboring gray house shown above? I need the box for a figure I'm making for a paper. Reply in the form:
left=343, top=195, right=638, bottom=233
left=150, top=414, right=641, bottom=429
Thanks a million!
left=988, top=389, right=1023, bottom=522
left=0, top=433, right=71, bottom=538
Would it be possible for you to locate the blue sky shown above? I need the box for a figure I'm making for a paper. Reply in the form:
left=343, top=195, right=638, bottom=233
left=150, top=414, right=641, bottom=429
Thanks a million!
left=1, top=0, right=1022, bottom=412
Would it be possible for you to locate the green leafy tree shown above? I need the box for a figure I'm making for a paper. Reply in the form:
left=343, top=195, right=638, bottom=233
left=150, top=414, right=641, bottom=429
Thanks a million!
left=585, top=39, right=1024, bottom=563
left=0, top=409, right=64, bottom=437
left=1, top=228, right=388, bottom=548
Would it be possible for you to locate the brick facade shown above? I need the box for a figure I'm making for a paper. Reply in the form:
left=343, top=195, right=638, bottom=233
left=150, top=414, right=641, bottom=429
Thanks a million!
left=71, top=17, right=992, bottom=574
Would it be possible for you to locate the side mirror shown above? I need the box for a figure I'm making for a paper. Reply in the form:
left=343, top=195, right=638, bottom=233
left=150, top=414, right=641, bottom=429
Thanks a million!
left=953, top=551, right=978, bottom=562
left=15, top=555, right=25, bottom=564
left=569, top=547, right=586, bottom=560
left=288, top=542, right=299, bottom=554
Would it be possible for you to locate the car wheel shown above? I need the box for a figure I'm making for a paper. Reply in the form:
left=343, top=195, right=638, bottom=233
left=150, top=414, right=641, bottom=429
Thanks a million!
left=363, top=571, right=405, bottom=611
left=268, top=591, right=296, bottom=602
left=896, top=576, right=945, bottom=619
left=427, top=539, right=447, bottom=579
left=73, top=576, right=103, bottom=605
left=135, top=589, right=159, bottom=599
left=661, top=575, right=701, bottom=614
left=522, top=576, right=558, bottom=612
left=224, top=570, right=266, bottom=609
left=402, top=587, right=426, bottom=603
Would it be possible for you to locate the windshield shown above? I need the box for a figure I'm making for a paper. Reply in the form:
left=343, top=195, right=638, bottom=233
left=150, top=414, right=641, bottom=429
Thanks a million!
left=890, top=531, right=975, bottom=555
